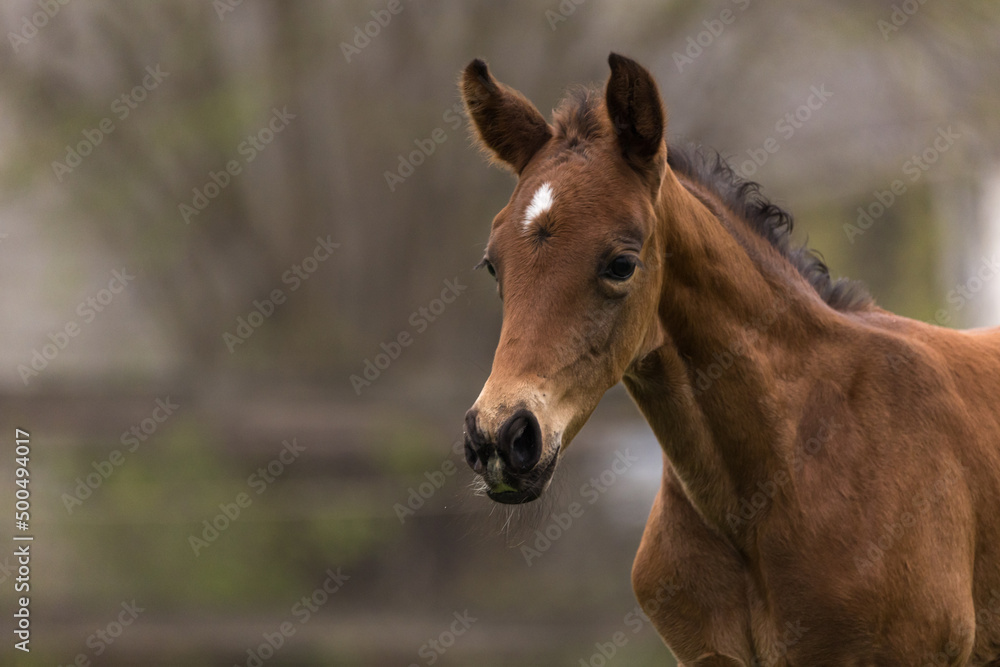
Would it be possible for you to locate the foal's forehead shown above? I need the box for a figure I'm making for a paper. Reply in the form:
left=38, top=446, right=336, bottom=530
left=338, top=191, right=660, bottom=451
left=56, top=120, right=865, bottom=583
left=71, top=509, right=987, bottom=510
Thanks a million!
left=520, top=181, right=554, bottom=231
left=498, top=162, right=647, bottom=239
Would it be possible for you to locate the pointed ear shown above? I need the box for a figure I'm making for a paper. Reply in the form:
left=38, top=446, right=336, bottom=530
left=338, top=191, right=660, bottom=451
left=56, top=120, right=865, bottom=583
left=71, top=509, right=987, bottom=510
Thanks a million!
left=461, top=59, right=552, bottom=174
left=605, top=53, right=666, bottom=172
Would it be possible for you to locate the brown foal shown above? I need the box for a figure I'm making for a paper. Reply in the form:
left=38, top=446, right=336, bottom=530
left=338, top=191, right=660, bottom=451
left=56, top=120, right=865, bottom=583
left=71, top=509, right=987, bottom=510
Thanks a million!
left=459, top=54, right=1000, bottom=665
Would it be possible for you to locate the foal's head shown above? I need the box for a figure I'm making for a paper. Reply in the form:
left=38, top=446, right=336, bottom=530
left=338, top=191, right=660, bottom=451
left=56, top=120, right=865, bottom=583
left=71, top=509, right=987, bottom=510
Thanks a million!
left=461, top=54, right=668, bottom=503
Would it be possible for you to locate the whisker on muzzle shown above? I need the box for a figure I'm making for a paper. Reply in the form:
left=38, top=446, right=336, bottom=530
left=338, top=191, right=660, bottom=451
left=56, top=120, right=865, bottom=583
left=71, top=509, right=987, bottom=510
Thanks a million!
left=469, top=476, right=490, bottom=497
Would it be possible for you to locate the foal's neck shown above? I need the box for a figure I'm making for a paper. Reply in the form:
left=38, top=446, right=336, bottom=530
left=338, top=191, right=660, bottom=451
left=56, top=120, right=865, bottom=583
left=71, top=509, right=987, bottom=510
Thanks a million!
left=624, top=169, right=841, bottom=541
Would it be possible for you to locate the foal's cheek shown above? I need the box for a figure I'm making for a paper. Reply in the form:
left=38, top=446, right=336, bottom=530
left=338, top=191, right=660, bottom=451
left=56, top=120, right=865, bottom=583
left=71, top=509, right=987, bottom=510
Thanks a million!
left=612, top=293, right=654, bottom=366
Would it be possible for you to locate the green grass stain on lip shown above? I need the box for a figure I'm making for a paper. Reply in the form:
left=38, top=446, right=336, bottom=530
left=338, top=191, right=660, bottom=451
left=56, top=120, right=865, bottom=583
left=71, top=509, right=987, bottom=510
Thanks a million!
left=490, top=481, right=518, bottom=494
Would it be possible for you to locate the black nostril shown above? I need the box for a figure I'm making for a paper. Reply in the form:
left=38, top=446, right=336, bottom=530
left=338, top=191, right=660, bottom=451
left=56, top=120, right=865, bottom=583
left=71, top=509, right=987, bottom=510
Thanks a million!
left=497, top=409, right=542, bottom=474
left=464, top=436, right=484, bottom=474
left=463, top=409, right=487, bottom=474
left=464, top=439, right=481, bottom=473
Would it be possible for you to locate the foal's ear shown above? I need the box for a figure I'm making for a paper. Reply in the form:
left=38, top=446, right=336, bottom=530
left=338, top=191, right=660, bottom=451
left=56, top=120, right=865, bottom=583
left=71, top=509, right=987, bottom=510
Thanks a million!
left=605, top=53, right=666, bottom=172
left=461, top=59, right=552, bottom=174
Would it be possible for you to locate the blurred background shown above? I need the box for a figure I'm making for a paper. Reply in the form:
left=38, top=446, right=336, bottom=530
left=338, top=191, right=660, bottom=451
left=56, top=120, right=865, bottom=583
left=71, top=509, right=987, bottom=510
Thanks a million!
left=1, top=1, right=999, bottom=665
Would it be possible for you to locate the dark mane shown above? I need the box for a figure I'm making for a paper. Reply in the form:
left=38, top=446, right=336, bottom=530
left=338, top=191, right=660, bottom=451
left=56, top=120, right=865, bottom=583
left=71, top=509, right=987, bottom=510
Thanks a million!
left=666, top=145, right=873, bottom=312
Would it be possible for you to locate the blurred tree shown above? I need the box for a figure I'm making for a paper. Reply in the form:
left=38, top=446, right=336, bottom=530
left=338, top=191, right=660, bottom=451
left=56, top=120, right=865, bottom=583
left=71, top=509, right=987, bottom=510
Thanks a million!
left=3, top=0, right=1000, bottom=387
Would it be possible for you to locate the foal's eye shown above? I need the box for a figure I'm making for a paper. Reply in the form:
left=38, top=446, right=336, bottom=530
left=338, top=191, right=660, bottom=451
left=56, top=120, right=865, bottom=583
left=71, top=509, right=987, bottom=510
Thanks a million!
left=605, top=255, right=637, bottom=281
left=476, top=258, right=497, bottom=279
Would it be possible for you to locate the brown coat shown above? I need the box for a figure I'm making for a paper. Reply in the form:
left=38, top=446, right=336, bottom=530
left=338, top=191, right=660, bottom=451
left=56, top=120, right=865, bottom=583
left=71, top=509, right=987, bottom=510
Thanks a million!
left=461, top=54, right=1000, bottom=665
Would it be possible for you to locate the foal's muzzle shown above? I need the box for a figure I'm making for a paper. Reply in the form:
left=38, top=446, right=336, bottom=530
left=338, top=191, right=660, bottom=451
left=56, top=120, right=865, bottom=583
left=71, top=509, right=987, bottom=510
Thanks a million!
left=464, top=408, right=555, bottom=504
